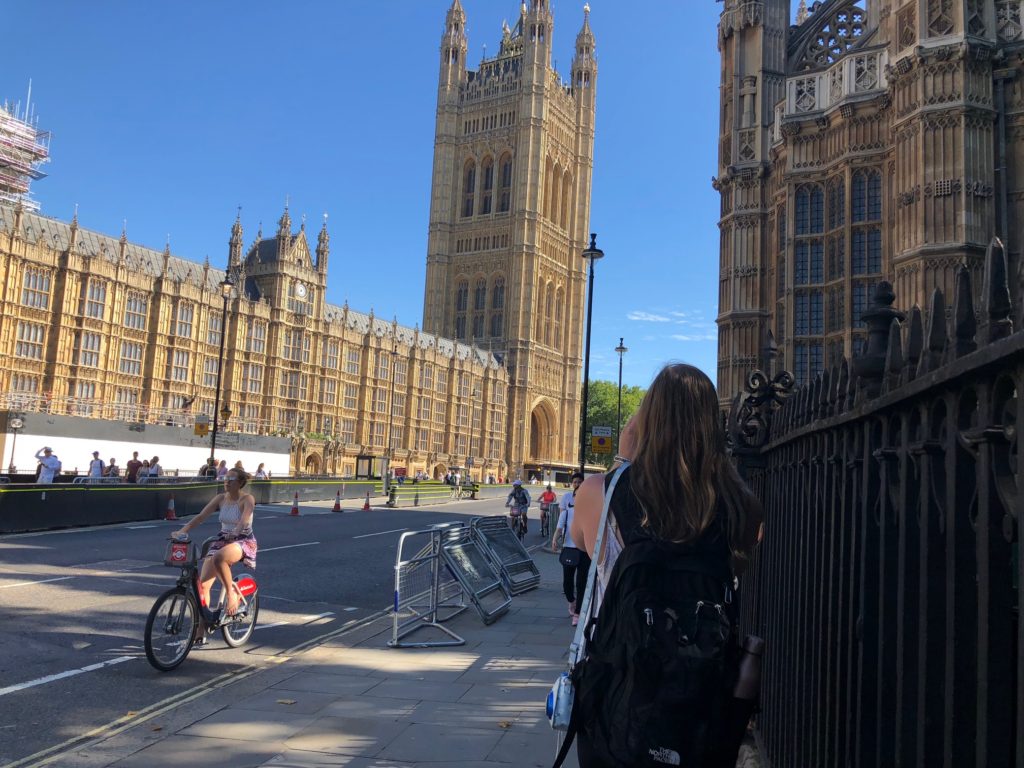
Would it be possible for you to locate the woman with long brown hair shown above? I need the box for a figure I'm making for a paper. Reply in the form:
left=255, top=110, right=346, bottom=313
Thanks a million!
left=569, top=362, right=762, bottom=767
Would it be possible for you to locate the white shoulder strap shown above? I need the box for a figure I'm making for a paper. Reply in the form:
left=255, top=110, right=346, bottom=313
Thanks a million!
left=567, top=461, right=629, bottom=668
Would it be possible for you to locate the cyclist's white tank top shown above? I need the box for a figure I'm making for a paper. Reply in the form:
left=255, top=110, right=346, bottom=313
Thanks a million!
left=218, top=498, right=244, bottom=535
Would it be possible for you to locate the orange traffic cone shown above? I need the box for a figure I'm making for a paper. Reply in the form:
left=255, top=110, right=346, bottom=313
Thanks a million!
left=290, top=492, right=300, bottom=516
left=332, top=489, right=342, bottom=513
left=362, top=491, right=371, bottom=511
left=164, top=493, right=178, bottom=521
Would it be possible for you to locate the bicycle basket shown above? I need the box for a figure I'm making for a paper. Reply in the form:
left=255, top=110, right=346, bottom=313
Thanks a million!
left=164, top=540, right=198, bottom=568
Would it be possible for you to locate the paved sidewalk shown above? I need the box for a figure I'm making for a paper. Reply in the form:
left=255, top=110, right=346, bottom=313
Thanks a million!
left=57, top=543, right=760, bottom=768
left=61, top=544, right=577, bottom=768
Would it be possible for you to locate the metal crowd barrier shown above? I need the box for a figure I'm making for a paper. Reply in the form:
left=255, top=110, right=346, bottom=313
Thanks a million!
left=470, top=515, right=541, bottom=595
left=387, top=523, right=468, bottom=648
left=439, top=526, right=512, bottom=625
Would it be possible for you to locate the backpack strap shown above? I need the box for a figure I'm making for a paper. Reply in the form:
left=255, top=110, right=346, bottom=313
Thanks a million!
left=551, top=699, right=581, bottom=768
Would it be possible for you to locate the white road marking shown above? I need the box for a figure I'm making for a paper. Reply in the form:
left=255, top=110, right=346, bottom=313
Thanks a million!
left=301, top=612, right=335, bottom=622
left=344, top=607, right=358, bottom=612
left=254, top=621, right=291, bottom=631
left=260, top=541, right=320, bottom=552
left=127, top=525, right=157, bottom=530
left=0, top=576, right=75, bottom=590
left=352, top=527, right=408, bottom=539
left=0, top=656, right=135, bottom=697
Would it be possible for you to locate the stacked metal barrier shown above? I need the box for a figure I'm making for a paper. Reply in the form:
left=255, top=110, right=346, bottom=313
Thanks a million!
left=470, top=515, right=541, bottom=595
left=388, top=523, right=467, bottom=648
left=438, top=525, right=513, bottom=625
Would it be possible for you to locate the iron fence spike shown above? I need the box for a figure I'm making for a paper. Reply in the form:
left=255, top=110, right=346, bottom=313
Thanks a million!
left=984, top=236, right=1012, bottom=342
left=953, top=263, right=977, bottom=358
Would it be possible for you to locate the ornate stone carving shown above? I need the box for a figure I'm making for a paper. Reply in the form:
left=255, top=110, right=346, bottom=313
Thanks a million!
left=795, top=77, right=818, bottom=113
left=967, top=0, right=987, bottom=36
left=897, top=185, right=922, bottom=207
left=796, top=2, right=867, bottom=69
left=897, top=5, right=917, bottom=49
left=738, top=129, right=757, bottom=162
left=997, top=0, right=1023, bottom=41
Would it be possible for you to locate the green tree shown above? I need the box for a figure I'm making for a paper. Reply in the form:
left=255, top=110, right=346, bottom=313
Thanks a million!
left=583, top=379, right=645, bottom=468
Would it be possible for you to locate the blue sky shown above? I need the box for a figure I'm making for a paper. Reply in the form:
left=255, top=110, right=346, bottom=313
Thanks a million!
left=2, top=1, right=734, bottom=390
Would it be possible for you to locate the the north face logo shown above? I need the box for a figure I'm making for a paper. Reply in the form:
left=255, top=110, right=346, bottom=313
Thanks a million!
left=648, top=747, right=681, bottom=765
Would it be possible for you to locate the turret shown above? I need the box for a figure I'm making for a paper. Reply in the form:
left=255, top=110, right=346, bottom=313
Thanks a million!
left=440, top=0, right=467, bottom=90
left=316, top=213, right=330, bottom=273
left=228, top=207, right=243, bottom=267
left=524, top=0, right=553, bottom=67
left=572, top=4, right=597, bottom=97
left=276, top=202, right=291, bottom=261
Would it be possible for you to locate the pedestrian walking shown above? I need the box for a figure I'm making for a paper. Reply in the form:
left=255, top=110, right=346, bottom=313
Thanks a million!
left=105, top=458, right=120, bottom=478
left=149, top=456, right=163, bottom=477
left=216, top=460, right=228, bottom=480
left=88, top=451, right=105, bottom=481
left=254, top=463, right=268, bottom=480
left=552, top=472, right=588, bottom=626
left=34, top=447, right=61, bottom=484
left=125, top=452, right=142, bottom=483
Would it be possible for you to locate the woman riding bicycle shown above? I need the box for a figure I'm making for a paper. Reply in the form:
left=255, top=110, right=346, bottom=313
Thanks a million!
left=174, top=468, right=256, bottom=616
left=538, top=484, right=557, bottom=537
left=505, top=479, right=531, bottom=534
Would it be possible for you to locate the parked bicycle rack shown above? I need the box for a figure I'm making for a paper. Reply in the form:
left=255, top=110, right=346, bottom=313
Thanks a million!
left=387, top=523, right=468, bottom=648
left=470, top=515, right=541, bottom=595
left=439, top=526, right=512, bottom=625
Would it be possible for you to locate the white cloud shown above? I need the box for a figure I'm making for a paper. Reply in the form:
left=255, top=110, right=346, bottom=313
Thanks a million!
left=627, top=311, right=671, bottom=322
left=670, top=333, right=717, bottom=342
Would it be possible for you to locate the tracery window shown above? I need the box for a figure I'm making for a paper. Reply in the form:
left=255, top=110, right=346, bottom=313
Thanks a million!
left=21, top=268, right=51, bottom=309
left=490, top=276, right=505, bottom=337
left=462, top=161, right=476, bottom=218
left=85, top=280, right=107, bottom=320
left=851, top=169, right=883, bottom=275
left=795, top=2, right=867, bottom=70
left=480, top=157, right=494, bottom=215
left=173, top=302, right=194, bottom=338
left=498, top=154, right=513, bottom=212
left=791, top=183, right=825, bottom=382
left=455, top=279, right=469, bottom=339
left=124, top=293, right=148, bottom=330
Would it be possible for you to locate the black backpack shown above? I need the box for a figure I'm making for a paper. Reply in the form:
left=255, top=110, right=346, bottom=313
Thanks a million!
left=554, top=537, right=740, bottom=768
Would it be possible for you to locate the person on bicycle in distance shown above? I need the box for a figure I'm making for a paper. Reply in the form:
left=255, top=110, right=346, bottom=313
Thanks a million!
left=505, top=479, right=531, bottom=533
left=174, top=468, right=257, bottom=616
left=538, top=484, right=557, bottom=536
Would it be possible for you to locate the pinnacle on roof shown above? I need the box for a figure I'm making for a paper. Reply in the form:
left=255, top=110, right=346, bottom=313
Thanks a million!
left=577, top=3, right=594, bottom=42
left=796, top=0, right=809, bottom=24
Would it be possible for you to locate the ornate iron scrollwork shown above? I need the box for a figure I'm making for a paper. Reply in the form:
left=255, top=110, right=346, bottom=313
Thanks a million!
left=728, top=368, right=795, bottom=453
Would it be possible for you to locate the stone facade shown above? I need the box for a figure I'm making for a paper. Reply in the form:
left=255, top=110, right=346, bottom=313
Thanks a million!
left=422, top=0, right=597, bottom=475
left=0, top=202, right=508, bottom=479
left=716, top=0, right=1024, bottom=405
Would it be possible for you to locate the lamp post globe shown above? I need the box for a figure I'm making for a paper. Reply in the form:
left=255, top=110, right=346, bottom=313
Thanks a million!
left=614, top=338, right=628, bottom=455
left=578, top=233, right=604, bottom=474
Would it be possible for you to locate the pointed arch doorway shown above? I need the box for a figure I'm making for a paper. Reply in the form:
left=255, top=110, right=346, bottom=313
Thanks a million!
left=529, top=400, right=558, bottom=464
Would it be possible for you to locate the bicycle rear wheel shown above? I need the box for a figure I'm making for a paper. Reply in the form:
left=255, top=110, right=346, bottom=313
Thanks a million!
left=144, top=587, right=197, bottom=672
left=222, top=593, right=259, bottom=647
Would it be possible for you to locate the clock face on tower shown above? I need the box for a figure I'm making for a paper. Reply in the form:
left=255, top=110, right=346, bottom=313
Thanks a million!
left=295, top=282, right=307, bottom=299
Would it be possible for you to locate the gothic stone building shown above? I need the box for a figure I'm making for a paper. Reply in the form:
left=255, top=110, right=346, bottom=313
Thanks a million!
left=715, top=0, right=1024, bottom=405
left=422, top=0, right=597, bottom=476
left=0, top=201, right=508, bottom=479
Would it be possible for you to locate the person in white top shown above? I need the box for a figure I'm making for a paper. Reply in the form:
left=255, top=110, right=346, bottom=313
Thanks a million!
left=175, top=468, right=257, bottom=616
left=35, top=447, right=61, bottom=484
left=148, top=456, right=163, bottom=478
left=88, top=451, right=105, bottom=480
left=552, top=471, right=589, bottom=626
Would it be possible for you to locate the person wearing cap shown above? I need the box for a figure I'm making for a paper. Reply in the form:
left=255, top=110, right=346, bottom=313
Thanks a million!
left=88, top=451, right=105, bottom=481
left=35, top=447, right=62, bottom=484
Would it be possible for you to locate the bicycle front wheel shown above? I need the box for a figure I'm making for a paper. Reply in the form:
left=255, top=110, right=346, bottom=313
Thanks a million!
left=222, top=593, right=259, bottom=647
left=144, top=587, right=197, bottom=672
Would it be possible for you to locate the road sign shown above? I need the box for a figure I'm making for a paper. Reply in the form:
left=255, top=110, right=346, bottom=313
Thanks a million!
left=591, top=435, right=612, bottom=454
left=591, top=426, right=612, bottom=437
left=194, top=414, right=209, bottom=437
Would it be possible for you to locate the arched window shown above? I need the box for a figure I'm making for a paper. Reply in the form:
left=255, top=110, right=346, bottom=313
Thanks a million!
left=851, top=169, right=883, bottom=276
left=561, top=170, right=573, bottom=229
left=554, top=287, right=564, bottom=347
left=472, top=278, right=487, bottom=339
left=551, top=164, right=562, bottom=227
left=498, top=154, right=513, bottom=212
left=544, top=283, right=554, bottom=346
left=490, top=277, right=505, bottom=337
left=851, top=169, right=882, bottom=223
left=455, top=279, right=469, bottom=339
left=480, top=157, right=494, bottom=215
left=544, top=157, right=554, bottom=221
left=462, top=161, right=476, bottom=218
left=534, top=278, right=545, bottom=342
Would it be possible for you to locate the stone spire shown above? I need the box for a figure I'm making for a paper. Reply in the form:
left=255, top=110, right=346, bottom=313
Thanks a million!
left=228, top=206, right=243, bottom=267
left=316, top=213, right=330, bottom=273
left=796, top=0, right=809, bottom=24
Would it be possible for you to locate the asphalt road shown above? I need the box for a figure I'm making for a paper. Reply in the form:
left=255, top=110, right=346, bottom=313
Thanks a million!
left=0, top=494, right=531, bottom=765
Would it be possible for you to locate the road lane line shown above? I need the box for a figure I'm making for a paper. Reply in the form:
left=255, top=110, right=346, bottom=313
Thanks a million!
left=254, top=621, right=291, bottom=631
left=0, top=575, right=75, bottom=590
left=352, top=527, right=408, bottom=539
left=0, top=656, right=135, bottom=697
left=7, top=606, right=394, bottom=767
left=260, top=541, right=320, bottom=552
left=127, top=525, right=157, bottom=529
left=301, top=612, right=335, bottom=622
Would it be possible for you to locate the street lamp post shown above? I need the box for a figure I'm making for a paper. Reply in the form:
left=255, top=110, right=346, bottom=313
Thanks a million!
left=384, top=339, right=398, bottom=490
left=578, top=233, right=604, bottom=474
left=7, top=415, right=23, bottom=475
left=615, top=337, right=628, bottom=455
left=209, top=277, right=234, bottom=464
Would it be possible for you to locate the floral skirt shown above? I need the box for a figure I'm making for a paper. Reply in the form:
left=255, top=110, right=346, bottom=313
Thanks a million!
left=208, top=532, right=257, bottom=569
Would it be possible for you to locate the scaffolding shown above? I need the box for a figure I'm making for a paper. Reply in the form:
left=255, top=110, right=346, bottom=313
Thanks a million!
left=0, top=85, right=50, bottom=212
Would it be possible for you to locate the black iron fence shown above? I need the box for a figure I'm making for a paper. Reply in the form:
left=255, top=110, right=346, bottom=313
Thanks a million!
left=728, top=238, right=1019, bottom=767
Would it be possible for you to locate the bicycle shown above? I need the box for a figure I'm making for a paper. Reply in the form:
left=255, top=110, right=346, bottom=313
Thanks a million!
left=144, top=534, right=260, bottom=672
left=506, top=503, right=528, bottom=541
left=538, top=501, right=552, bottom=539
